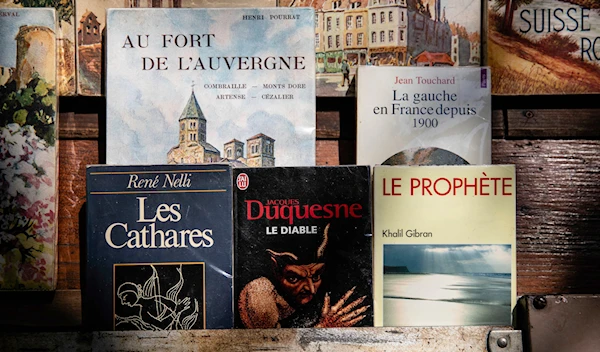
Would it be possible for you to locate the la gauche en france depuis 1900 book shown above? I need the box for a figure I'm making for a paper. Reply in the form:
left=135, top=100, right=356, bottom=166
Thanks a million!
left=233, top=166, right=373, bottom=328
left=105, top=8, right=316, bottom=167
left=357, top=66, right=491, bottom=166
left=0, top=8, right=58, bottom=291
left=85, top=164, right=233, bottom=331
left=373, top=165, right=516, bottom=327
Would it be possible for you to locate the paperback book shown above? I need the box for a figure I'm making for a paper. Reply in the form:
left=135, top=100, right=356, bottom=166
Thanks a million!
left=281, top=0, right=482, bottom=97
left=85, top=164, right=233, bottom=330
left=489, top=0, right=600, bottom=94
left=373, top=165, right=516, bottom=327
left=234, top=166, right=373, bottom=328
left=105, top=7, right=315, bottom=167
left=76, top=0, right=277, bottom=96
left=1, top=0, right=75, bottom=95
left=0, top=8, right=58, bottom=290
left=357, top=66, right=491, bottom=166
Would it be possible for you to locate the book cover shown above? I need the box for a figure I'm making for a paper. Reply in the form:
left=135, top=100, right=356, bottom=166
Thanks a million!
left=105, top=8, right=316, bottom=167
left=76, top=0, right=278, bottom=96
left=373, top=165, right=516, bottom=327
left=0, top=8, right=58, bottom=290
left=281, top=0, right=482, bottom=97
left=85, top=164, right=233, bottom=330
left=234, top=166, right=373, bottom=328
left=357, top=66, right=491, bottom=166
left=1, top=0, right=76, bottom=95
left=489, top=0, right=600, bottom=95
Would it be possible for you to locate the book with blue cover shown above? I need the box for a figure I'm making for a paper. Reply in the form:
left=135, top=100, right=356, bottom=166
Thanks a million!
left=85, top=164, right=233, bottom=330
left=105, top=8, right=316, bottom=167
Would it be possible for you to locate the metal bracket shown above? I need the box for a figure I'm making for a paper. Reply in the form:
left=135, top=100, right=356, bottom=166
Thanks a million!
left=488, top=330, right=523, bottom=352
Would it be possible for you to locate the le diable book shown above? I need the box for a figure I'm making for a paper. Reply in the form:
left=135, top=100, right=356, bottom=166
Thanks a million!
left=0, top=8, right=58, bottom=290
left=233, top=166, right=373, bottom=328
left=373, top=165, right=516, bottom=327
left=1, top=1, right=75, bottom=95
left=489, top=0, right=600, bottom=94
left=85, top=164, right=233, bottom=330
left=76, top=0, right=277, bottom=96
left=357, top=66, right=491, bottom=166
left=281, top=0, right=482, bottom=97
left=105, top=8, right=315, bottom=167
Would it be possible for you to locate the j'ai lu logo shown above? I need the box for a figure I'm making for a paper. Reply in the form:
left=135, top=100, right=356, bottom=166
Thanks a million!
left=481, top=69, right=488, bottom=89
left=237, top=173, right=249, bottom=191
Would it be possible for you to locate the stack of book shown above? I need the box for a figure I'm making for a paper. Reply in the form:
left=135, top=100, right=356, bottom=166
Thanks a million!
left=1, top=3, right=523, bottom=333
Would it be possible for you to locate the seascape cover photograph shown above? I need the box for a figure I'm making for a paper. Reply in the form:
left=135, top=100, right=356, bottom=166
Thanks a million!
left=383, top=244, right=512, bottom=326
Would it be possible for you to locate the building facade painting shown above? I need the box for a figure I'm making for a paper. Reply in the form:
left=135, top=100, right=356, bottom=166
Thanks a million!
left=283, top=0, right=480, bottom=96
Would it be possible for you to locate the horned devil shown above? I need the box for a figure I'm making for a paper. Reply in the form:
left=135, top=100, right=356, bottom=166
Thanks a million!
left=238, top=224, right=369, bottom=328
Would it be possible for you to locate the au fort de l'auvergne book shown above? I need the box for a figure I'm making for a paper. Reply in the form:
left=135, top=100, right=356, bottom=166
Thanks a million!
left=357, top=66, right=491, bottom=167
left=75, top=0, right=277, bottom=96
left=0, top=8, right=59, bottom=291
left=105, top=8, right=316, bottom=167
left=233, top=166, right=373, bottom=328
left=85, top=164, right=233, bottom=330
left=373, top=165, right=516, bottom=327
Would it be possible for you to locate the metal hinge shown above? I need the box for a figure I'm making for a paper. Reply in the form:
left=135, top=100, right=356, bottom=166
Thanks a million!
left=488, top=330, right=523, bottom=352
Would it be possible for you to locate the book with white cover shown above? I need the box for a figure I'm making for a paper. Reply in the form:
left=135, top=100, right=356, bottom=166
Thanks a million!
left=75, top=0, right=277, bottom=96
left=373, top=164, right=516, bottom=327
left=357, top=66, right=491, bottom=166
left=105, top=8, right=315, bottom=167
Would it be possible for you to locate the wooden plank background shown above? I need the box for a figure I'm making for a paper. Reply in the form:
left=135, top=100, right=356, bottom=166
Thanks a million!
left=1, top=95, right=599, bottom=330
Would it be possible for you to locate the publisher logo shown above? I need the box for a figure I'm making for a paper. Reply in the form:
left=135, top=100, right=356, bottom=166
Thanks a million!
left=481, top=68, right=488, bottom=88
left=237, top=173, right=249, bottom=190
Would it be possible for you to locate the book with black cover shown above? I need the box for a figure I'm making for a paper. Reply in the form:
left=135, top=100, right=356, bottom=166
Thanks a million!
left=85, top=164, right=233, bottom=330
left=233, top=166, right=373, bottom=328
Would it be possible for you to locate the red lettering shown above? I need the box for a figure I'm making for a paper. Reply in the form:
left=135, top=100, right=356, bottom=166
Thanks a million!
left=422, top=178, right=432, bottom=195
left=246, top=200, right=264, bottom=220
left=410, top=178, right=420, bottom=195
left=452, top=178, right=462, bottom=195
left=433, top=177, right=451, bottom=196
left=465, top=178, right=477, bottom=195
left=244, top=200, right=363, bottom=222
left=502, top=177, right=513, bottom=195
left=309, top=204, right=322, bottom=219
left=349, top=203, right=362, bottom=218
left=383, top=177, right=402, bottom=196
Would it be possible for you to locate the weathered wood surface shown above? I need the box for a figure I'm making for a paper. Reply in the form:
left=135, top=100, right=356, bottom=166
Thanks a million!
left=58, top=139, right=99, bottom=290
left=507, top=109, right=600, bottom=139
left=0, top=326, right=507, bottom=351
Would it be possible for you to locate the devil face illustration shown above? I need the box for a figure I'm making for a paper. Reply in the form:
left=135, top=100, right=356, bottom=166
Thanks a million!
left=277, top=262, right=325, bottom=306
left=267, top=224, right=330, bottom=307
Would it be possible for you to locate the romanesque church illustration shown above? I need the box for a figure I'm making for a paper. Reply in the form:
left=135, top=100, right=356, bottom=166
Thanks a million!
left=167, top=89, right=275, bottom=167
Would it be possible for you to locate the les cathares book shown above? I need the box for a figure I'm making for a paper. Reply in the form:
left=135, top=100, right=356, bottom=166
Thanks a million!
left=85, top=164, right=233, bottom=330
